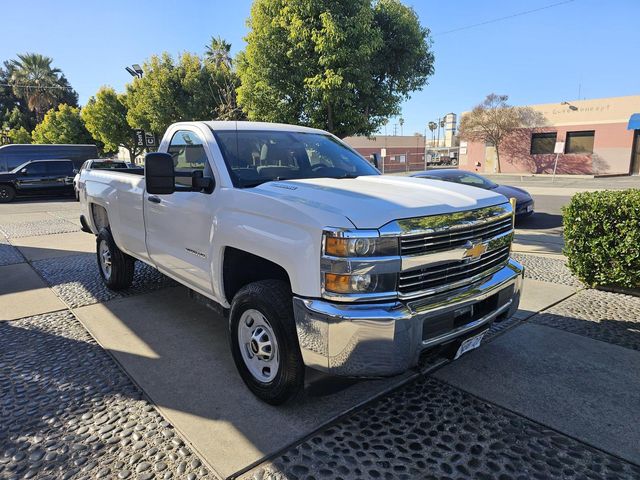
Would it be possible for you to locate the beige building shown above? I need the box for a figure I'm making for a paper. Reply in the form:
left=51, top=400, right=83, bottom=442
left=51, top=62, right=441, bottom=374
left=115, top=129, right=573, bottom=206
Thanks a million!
left=459, top=95, right=640, bottom=175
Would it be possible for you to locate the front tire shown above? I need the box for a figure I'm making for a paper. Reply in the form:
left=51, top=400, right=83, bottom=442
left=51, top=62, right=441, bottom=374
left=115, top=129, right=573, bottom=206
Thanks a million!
left=96, top=228, right=135, bottom=290
left=229, top=280, right=304, bottom=405
left=0, top=185, right=16, bottom=203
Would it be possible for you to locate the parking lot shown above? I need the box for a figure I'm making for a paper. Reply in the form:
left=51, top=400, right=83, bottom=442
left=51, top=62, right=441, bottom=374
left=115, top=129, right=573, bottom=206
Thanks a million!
left=2, top=192, right=640, bottom=479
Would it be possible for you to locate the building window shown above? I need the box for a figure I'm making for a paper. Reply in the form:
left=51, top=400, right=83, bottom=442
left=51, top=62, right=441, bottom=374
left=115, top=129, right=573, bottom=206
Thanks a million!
left=530, top=132, right=557, bottom=154
left=565, top=131, right=595, bottom=154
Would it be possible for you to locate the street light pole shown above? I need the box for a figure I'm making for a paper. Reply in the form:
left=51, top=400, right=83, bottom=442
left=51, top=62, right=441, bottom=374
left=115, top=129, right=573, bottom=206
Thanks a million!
left=125, top=64, right=144, bottom=79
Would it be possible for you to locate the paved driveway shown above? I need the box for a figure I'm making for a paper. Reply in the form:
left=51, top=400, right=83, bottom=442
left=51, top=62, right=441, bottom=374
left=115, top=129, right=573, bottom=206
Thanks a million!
left=1, top=197, right=639, bottom=480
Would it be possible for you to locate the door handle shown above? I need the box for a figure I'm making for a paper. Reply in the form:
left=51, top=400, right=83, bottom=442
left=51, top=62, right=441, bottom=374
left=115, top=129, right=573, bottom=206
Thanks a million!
left=147, top=196, right=161, bottom=204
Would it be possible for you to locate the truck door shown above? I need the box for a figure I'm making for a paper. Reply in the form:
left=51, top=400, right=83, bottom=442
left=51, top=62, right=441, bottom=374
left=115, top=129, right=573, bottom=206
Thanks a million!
left=46, top=160, right=75, bottom=193
left=15, top=161, right=50, bottom=193
left=143, top=128, right=216, bottom=295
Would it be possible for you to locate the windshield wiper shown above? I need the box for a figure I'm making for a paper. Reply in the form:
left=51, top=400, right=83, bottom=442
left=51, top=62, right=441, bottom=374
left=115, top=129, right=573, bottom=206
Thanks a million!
left=333, top=174, right=359, bottom=179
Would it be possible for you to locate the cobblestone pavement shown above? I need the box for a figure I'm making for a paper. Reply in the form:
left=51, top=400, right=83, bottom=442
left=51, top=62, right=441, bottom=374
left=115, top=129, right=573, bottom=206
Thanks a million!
left=32, top=254, right=176, bottom=309
left=533, top=289, right=640, bottom=352
left=0, top=218, right=80, bottom=238
left=0, top=311, right=216, bottom=480
left=2, top=198, right=638, bottom=480
left=243, top=376, right=640, bottom=480
left=510, top=252, right=582, bottom=287
left=0, top=237, right=24, bottom=266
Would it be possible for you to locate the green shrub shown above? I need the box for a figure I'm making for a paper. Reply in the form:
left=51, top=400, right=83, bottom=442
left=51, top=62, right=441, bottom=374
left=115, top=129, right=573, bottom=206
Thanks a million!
left=563, top=189, right=640, bottom=288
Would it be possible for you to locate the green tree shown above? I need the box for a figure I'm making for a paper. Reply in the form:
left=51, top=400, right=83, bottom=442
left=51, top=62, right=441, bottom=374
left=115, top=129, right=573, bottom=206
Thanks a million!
left=82, top=87, right=142, bottom=159
left=8, top=53, right=78, bottom=123
left=32, top=104, right=93, bottom=145
left=125, top=50, right=242, bottom=135
left=0, top=65, right=33, bottom=131
left=8, top=126, right=31, bottom=144
left=205, top=36, right=232, bottom=69
left=237, top=0, right=434, bottom=138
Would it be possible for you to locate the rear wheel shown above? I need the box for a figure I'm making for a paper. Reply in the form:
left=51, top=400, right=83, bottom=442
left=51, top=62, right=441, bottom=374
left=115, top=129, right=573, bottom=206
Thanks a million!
left=0, top=185, right=15, bottom=203
left=96, top=228, right=135, bottom=290
left=229, top=280, right=304, bottom=405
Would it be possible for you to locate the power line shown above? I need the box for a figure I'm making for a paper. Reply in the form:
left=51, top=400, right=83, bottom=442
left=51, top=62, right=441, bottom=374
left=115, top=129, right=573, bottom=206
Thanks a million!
left=0, top=83, right=73, bottom=90
left=433, top=0, right=576, bottom=37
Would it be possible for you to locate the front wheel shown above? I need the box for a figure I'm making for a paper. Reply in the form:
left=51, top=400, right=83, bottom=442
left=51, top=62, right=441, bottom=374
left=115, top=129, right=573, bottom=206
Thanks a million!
left=228, top=280, right=304, bottom=405
left=0, top=185, right=16, bottom=203
left=96, top=228, right=135, bottom=290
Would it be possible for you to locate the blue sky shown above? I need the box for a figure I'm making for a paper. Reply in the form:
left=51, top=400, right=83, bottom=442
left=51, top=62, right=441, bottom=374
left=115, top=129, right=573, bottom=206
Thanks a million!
left=1, top=0, right=638, bottom=135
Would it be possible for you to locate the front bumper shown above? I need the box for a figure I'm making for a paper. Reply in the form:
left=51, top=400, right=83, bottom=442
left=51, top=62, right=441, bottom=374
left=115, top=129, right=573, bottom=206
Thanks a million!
left=293, top=258, right=523, bottom=376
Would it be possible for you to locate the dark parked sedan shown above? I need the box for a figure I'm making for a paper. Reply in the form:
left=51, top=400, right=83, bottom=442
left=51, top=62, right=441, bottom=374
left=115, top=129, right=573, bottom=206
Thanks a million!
left=412, top=169, right=534, bottom=217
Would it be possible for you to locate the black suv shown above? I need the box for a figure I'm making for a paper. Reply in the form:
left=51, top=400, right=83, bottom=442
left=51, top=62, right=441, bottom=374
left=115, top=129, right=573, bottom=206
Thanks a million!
left=0, top=159, right=76, bottom=203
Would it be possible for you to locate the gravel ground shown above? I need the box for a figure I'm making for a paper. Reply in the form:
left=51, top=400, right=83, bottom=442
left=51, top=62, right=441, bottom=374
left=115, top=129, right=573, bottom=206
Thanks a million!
left=533, top=288, right=640, bottom=352
left=0, top=218, right=80, bottom=239
left=0, top=310, right=214, bottom=480
left=31, top=254, right=176, bottom=309
left=243, top=376, right=640, bottom=480
left=510, top=252, right=582, bottom=287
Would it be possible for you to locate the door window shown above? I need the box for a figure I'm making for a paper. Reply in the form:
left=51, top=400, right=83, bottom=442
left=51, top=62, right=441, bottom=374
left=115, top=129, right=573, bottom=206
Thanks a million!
left=168, top=130, right=208, bottom=187
left=47, top=161, right=74, bottom=176
left=22, top=162, right=47, bottom=175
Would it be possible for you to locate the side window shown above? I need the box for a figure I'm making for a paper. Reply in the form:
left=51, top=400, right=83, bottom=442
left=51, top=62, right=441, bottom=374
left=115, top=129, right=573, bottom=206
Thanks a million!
left=23, top=162, right=47, bottom=175
left=168, top=130, right=208, bottom=187
left=47, top=161, right=74, bottom=176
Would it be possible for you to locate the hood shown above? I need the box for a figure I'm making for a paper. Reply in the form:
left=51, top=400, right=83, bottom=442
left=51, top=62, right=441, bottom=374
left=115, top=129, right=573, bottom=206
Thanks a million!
left=253, top=176, right=508, bottom=229
left=492, top=185, right=532, bottom=203
left=0, top=171, right=17, bottom=180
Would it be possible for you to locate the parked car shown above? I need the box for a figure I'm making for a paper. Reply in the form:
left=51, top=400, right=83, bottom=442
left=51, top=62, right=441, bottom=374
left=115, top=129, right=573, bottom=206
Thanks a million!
left=0, top=159, right=76, bottom=202
left=80, top=121, right=523, bottom=404
left=0, top=144, right=98, bottom=173
left=412, top=169, right=534, bottom=217
left=74, top=159, right=131, bottom=201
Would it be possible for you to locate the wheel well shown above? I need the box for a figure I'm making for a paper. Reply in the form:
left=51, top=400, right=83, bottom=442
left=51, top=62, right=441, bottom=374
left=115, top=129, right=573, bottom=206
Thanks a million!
left=91, top=204, right=110, bottom=231
left=223, top=247, right=290, bottom=302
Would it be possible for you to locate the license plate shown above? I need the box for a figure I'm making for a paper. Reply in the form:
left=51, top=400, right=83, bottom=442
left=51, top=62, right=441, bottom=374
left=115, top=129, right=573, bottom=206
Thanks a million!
left=454, top=330, right=487, bottom=360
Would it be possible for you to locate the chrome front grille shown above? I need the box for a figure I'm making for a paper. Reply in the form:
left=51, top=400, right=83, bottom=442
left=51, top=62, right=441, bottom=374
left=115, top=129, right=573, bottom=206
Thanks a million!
left=400, top=215, right=513, bottom=256
left=398, top=245, right=511, bottom=295
left=377, top=203, right=516, bottom=299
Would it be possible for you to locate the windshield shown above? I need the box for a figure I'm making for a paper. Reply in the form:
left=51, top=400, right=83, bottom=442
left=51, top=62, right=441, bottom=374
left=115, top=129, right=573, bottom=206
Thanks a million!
left=10, top=161, right=31, bottom=173
left=212, top=130, right=379, bottom=188
left=435, top=171, right=498, bottom=189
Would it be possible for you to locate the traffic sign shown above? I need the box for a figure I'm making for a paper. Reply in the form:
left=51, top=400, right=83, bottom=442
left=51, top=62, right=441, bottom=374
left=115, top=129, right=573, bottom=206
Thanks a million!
left=145, top=132, right=157, bottom=147
left=134, top=129, right=145, bottom=148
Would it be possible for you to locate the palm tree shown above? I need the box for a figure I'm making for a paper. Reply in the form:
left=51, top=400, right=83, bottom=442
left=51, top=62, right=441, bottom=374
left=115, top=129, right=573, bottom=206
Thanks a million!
left=205, top=36, right=232, bottom=69
left=8, top=53, right=64, bottom=122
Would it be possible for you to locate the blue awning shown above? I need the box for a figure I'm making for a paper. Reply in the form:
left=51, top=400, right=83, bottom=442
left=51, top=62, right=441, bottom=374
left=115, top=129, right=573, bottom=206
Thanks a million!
left=628, top=113, right=640, bottom=130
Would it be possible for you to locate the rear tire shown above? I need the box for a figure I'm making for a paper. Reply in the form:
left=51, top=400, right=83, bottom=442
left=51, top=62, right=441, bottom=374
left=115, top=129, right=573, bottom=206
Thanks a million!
left=96, top=228, right=135, bottom=290
left=0, top=185, right=15, bottom=203
left=228, top=280, right=304, bottom=405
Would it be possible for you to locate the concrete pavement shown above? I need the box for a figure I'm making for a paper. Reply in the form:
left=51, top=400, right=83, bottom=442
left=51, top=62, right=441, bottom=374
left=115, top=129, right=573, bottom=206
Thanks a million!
left=3, top=197, right=640, bottom=480
left=434, top=322, right=640, bottom=465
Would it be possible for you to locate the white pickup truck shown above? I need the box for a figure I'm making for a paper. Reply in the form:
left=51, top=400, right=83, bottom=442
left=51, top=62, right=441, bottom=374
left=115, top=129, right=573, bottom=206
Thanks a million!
left=78, top=121, right=523, bottom=404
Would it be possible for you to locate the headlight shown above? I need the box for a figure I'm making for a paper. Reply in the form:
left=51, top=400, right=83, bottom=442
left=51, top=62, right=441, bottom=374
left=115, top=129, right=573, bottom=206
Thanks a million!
left=324, top=273, right=397, bottom=294
left=323, top=231, right=398, bottom=257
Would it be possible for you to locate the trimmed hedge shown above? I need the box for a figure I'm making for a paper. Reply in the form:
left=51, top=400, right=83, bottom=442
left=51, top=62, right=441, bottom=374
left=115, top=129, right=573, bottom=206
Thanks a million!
left=563, top=189, right=640, bottom=288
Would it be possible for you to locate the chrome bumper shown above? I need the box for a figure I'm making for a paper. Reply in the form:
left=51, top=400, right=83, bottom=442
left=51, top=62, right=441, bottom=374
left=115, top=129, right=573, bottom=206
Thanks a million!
left=293, top=258, right=524, bottom=376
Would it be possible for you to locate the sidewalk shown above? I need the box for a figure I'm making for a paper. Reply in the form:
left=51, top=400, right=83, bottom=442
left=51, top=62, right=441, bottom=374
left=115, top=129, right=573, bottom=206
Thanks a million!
left=2, top=201, right=640, bottom=480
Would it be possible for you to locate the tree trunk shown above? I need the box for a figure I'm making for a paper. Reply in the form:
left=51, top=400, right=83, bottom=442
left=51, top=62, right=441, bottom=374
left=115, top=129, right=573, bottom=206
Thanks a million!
left=495, top=144, right=502, bottom=173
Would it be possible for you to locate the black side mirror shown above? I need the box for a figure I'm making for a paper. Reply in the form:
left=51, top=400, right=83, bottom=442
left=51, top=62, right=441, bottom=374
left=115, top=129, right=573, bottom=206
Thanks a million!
left=191, top=170, right=214, bottom=193
left=145, top=152, right=175, bottom=195
left=369, top=153, right=380, bottom=169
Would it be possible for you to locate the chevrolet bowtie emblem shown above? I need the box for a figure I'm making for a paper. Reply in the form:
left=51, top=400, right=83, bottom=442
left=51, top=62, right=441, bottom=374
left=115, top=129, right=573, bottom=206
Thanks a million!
left=463, top=242, right=487, bottom=260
